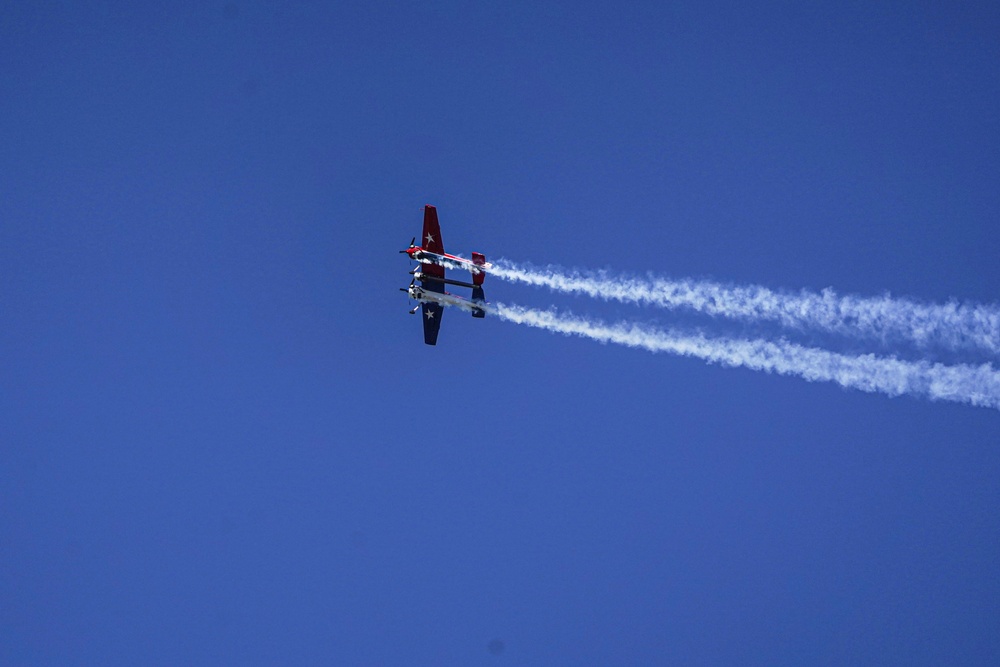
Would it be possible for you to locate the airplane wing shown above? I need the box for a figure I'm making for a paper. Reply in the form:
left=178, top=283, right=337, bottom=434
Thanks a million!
left=420, top=293, right=444, bottom=345
left=422, top=205, right=445, bottom=255
left=420, top=205, right=445, bottom=283
left=419, top=205, right=445, bottom=344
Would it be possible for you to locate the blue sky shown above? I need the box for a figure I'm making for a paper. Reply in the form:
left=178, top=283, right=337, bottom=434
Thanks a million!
left=3, top=1, right=1000, bottom=664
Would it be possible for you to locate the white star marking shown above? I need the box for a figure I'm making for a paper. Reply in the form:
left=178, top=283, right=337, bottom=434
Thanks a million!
left=424, top=308, right=435, bottom=319
left=425, top=232, right=435, bottom=245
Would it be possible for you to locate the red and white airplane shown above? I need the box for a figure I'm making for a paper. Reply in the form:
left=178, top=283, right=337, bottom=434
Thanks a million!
left=400, top=205, right=489, bottom=345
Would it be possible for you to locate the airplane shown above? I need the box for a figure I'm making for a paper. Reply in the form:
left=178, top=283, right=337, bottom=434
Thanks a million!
left=400, top=205, right=489, bottom=345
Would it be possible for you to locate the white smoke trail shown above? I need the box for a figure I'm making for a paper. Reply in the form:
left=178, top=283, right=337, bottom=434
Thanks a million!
left=484, top=302, right=1000, bottom=410
left=488, top=259, right=1000, bottom=355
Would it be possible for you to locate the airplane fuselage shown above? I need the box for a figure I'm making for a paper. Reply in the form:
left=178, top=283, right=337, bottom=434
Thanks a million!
left=407, top=285, right=486, bottom=315
left=405, top=248, right=489, bottom=274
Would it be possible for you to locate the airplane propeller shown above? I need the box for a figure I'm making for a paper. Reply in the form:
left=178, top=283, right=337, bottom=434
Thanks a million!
left=401, top=276, right=418, bottom=313
left=400, top=237, right=420, bottom=314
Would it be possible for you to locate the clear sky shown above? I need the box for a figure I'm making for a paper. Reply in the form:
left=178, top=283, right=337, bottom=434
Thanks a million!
left=3, top=2, right=1000, bottom=664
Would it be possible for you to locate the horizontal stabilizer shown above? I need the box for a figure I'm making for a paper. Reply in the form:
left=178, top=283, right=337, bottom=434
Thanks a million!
left=472, top=286, right=486, bottom=318
left=472, top=252, right=486, bottom=285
